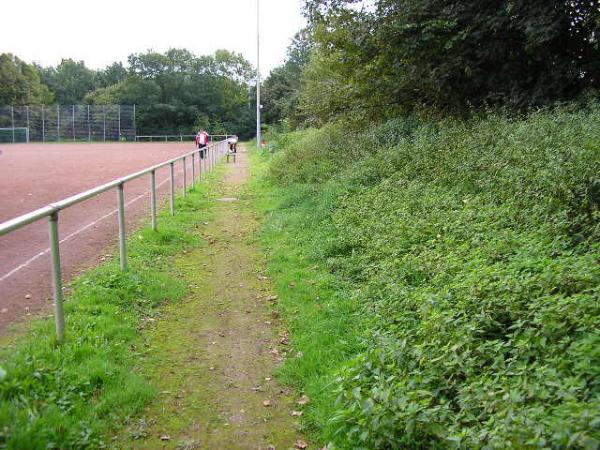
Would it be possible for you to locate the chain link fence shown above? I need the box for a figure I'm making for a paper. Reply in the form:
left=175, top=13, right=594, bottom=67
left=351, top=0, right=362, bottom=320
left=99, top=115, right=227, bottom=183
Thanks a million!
left=0, top=105, right=136, bottom=143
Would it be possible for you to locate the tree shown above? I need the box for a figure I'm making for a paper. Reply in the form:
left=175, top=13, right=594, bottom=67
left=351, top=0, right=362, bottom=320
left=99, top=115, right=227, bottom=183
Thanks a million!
left=302, top=0, right=600, bottom=117
left=96, top=62, right=127, bottom=88
left=0, top=54, right=54, bottom=105
left=42, top=59, right=96, bottom=104
left=262, top=29, right=313, bottom=127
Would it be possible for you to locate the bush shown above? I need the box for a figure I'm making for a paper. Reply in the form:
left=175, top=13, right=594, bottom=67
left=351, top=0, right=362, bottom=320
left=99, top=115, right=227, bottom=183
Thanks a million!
left=263, top=105, right=600, bottom=448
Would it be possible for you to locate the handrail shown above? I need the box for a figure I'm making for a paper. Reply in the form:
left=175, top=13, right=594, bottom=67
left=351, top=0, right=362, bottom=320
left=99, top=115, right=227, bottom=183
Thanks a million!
left=0, top=138, right=230, bottom=342
left=134, top=134, right=230, bottom=142
left=0, top=145, right=218, bottom=236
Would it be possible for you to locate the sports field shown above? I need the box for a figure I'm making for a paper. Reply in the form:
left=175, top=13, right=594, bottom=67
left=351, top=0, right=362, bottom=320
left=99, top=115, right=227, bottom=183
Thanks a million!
left=0, top=142, right=203, bottom=331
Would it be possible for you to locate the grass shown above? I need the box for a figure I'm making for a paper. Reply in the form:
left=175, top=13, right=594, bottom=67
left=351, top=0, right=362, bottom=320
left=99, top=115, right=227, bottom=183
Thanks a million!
left=248, top=146, right=367, bottom=443
left=0, top=167, right=224, bottom=449
left=250, top=106, right=600, bottom=449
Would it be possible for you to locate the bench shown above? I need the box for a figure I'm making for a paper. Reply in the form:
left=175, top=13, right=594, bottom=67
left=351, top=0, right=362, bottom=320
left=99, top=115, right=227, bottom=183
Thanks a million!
left=226, top=152, right=237, bottom=163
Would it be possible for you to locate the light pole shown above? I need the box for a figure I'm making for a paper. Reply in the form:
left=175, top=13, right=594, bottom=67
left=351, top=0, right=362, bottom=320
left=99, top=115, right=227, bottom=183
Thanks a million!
left=256, top=0, right=261, bottom=149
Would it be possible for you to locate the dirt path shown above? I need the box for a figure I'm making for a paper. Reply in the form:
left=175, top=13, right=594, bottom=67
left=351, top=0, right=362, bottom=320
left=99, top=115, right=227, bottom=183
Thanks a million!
left=117, top=146, right=305, bottom=449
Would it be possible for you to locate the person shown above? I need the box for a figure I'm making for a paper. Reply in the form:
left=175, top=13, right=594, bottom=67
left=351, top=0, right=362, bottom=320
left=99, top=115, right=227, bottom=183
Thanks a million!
left=227, top=134, right=238, bottom=153
left=196, top=129, right=209, bottom=158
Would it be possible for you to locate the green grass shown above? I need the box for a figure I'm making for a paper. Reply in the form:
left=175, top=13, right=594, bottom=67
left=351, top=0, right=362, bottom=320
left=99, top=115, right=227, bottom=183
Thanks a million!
left=248, top=148, right=367, bottom=443
left=251, top=107, right=600, bottom=449
left=0, top=168, right=224, bottom=449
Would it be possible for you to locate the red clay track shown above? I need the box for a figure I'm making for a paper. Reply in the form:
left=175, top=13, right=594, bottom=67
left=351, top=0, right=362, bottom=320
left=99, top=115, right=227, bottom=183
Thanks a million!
left=0, top=142, right=206, bottom=333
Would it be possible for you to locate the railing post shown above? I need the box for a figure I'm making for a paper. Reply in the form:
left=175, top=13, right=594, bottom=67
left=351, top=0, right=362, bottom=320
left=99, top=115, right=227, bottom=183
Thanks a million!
left=150, top=170, right=157, bottom=230
left=183, top=156, right=187, bottom=198
left=117, top=183, right=127, bottom=271
left=198, top=152, right=203, bottom=181
left=191, top=152, right=196, bottom=187
left=169, top=162, right=175, bottom=215
left=49, top=212, right=65, bottom=343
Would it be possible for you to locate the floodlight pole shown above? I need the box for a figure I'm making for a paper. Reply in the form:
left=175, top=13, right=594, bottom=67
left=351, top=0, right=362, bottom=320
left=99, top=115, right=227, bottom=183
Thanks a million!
left=256, top=0, right=261, bottom=149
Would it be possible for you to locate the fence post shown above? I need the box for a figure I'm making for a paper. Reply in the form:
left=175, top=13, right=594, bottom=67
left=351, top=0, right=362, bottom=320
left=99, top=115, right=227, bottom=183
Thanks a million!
left=169, top=162, right=175, bottom=215
left=117, top=183, right=127, bottom=271
left=11, top=105, right=15, bottom=143
left=118, top=105, right=121, bottom=140
left=183, top=156, right=187, bottom=198
left=49, top=212, right=65, bottom=343
left=72, top=105, right=75, bottom=141
left=57, top=105, right=60, bottom=142
left=42, top=105, right=45, bottom=143
left=133, top=104, right=136, bottom=140
left=191, top=152, right=196, bottom=187
left=150, top=170, right=157, bottom=230
left=26, top=106, right=30, bottom=142
left=103, top=105, right=106, bottom=142
left=87, top=105, right=91, bottom=142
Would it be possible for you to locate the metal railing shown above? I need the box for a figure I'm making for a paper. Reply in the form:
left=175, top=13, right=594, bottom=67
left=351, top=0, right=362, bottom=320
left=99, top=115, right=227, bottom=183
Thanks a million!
left=135, top=134, right=231, bottom=142
left=0, top=139, right=230, bottom=343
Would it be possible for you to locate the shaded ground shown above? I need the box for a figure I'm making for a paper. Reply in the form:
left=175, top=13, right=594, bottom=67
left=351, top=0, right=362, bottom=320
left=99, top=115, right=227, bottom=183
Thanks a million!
left=116, top=147, right=306, bottom=449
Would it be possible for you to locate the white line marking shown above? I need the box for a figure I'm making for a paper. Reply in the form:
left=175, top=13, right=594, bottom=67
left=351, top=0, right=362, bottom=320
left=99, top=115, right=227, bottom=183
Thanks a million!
left=0, top=168, right=192, bottom=283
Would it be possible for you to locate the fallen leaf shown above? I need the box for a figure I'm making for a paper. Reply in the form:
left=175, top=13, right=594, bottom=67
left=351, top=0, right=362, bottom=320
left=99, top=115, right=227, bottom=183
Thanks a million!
left=297, top=395, right=310, bottom=406
left=291, top=410, right=303, bottom=417
left=262, top=399, right=271, bottom=407
left=266, top=295, right=278, bottom=302
left=160, top=435, right=170, bottom=441
left=294, top=440, right=308, bottom=449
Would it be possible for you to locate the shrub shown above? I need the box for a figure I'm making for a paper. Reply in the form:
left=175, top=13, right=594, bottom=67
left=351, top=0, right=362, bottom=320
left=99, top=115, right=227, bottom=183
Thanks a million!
left=263, top=105, right=600, bottom=448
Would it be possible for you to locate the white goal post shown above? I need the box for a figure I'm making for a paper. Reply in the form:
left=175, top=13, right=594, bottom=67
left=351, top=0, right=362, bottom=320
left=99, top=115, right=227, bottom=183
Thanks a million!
left=0, top=127, right=29, bottom=143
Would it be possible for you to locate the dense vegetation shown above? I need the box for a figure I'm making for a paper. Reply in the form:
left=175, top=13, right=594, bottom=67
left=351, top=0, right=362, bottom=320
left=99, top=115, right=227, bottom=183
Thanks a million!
left=0, top=49, right=257, bottom=137
left=262, top=0, right=600, bottom=128
left=258, top=7, right=600, bottom=445
left=256, top=107, right=600, bottom=448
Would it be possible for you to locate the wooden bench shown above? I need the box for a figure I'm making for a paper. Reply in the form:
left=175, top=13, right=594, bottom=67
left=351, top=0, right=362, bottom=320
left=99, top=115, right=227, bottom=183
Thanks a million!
left=226, top=152, right=237, bottom=163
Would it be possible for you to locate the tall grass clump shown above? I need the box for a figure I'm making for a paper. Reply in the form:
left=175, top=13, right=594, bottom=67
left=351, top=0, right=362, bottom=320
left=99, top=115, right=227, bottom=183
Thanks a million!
left=260, top=105, right=600, bottom=449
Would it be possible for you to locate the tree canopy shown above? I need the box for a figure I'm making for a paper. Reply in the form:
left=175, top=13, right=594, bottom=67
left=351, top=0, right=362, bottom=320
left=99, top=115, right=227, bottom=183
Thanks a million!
left=262, top=0, right=600, bottom=127
left=0, top=54, right=53, bottom=105
left=0, top=49, right=257, bottom=138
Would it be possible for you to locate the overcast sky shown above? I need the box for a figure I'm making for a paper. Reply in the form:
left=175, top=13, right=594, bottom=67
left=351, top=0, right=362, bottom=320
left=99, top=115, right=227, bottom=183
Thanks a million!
left=0, top=0, right=306, bottom=76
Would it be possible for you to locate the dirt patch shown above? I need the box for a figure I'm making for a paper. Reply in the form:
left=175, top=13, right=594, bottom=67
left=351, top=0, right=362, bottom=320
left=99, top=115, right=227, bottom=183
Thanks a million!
left=116, top=146, right=305, bottom=449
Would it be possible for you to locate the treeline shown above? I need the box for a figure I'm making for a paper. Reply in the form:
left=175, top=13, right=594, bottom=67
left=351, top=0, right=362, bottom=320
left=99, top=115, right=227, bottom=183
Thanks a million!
left=263, top=0, right=600, bottom=127
left=0, top=49, right=257, bottom=137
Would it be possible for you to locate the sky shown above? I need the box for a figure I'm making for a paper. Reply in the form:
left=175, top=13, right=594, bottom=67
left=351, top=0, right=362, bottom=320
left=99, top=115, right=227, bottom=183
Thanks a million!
left=0, top=0, right=306, bottom=76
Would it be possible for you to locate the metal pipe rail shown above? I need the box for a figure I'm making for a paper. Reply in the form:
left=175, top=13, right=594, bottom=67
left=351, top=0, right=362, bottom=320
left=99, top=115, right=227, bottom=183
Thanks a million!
left=0, top=139, right=230, bottom=342
left=135, top=134, right=230, bottom=142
